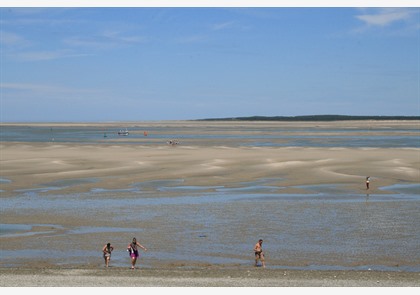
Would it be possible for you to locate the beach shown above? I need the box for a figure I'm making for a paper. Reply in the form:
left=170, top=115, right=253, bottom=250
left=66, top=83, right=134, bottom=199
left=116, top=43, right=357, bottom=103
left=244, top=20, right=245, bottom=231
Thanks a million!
left=1, top=267, right=420, bottom=287
left=1, top=120, right=419, bottom=197
left=1, top=120, right=419, bottom=287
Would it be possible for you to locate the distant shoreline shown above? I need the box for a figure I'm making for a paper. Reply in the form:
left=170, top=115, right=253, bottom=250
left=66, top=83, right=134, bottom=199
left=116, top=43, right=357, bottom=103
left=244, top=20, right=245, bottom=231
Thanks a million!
left=197, top=115, right=420, bottom=121
left=1, top=118, right=420, bottom=127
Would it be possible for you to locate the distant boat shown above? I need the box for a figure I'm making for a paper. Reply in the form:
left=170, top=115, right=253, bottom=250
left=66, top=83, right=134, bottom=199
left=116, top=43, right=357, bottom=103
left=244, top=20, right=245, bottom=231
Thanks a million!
left=167, top=139, right=179, bottom=146
left=118, top=129, right=129, bottom=136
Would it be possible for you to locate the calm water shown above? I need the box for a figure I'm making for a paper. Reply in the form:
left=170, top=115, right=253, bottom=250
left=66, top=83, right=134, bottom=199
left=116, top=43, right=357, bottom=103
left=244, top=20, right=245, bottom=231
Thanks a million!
left=1, top=124, right=419, bottom=147
left=1, top=179, right=419, bottom=271
left=1, top=123, right=419, bottom=271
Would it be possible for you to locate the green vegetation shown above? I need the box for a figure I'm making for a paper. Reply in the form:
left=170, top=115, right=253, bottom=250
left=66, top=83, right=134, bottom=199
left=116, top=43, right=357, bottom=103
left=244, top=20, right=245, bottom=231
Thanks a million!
left=197, top=115, right=420, bottom=122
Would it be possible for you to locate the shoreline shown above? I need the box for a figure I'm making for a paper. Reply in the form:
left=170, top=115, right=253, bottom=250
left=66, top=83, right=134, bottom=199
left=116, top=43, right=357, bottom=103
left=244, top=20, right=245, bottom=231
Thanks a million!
left=1, top=120, right=420, bottom=131
left=1, top=267, right=419, bottom=287
left=1, top=121, right=419, bottom=287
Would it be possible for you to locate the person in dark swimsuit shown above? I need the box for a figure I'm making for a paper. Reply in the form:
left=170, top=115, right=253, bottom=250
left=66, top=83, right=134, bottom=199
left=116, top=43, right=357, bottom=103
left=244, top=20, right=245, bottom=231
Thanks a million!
left=366, top=176, right=370, bottom=190
left=102, top=242, right=114, bottom=267
left=254, top=239, right=265, bottom=267
left=127, top=237, right=147, bottom=269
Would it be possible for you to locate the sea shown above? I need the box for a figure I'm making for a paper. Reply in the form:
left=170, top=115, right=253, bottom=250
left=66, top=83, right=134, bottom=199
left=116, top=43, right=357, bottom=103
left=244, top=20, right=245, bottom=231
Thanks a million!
left=1, top=122, right=419, bottom=272
left=1, top=123, right=419, bottom=148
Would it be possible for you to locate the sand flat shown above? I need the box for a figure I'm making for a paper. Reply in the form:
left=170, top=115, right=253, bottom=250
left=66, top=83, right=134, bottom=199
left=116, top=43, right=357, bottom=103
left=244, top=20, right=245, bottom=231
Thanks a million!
left=1, top=121, right=419, bottom=287
left=1, top=142, right=419, bottom=196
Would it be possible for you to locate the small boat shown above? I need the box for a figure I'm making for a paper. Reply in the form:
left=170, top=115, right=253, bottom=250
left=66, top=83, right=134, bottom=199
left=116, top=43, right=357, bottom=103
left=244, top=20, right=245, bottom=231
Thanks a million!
left=167, top=139, right=179, bottom=146
left=118, top=129, right=129, bottom=136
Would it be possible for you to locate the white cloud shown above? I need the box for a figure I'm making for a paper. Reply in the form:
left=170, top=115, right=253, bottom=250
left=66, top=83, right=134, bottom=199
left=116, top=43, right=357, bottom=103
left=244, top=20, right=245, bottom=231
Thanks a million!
left=63, top=36, right=117, bottom=50
left=0, top=31, right=29, bottom=47
left=0, top=82, right=99, bottom=94
left=0, top=31, right=22, bottom=45
left=355, top=8, right=417, bottom=27
left=101, top=30, right=147, bottom=43
left=1, top=82, right=51, bottom=91
left=63, top=30, right=146, bottom=50
left=211, top=21, right=235, bottom=31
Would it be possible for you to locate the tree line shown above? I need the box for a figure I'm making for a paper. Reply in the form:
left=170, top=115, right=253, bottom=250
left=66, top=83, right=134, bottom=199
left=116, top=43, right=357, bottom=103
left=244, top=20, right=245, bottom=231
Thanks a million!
left=197, top=115, right=420, bottom=122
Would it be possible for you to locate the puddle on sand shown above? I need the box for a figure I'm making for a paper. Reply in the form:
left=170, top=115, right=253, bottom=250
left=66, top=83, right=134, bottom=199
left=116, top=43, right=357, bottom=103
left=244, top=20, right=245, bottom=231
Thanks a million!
left=42, top=178, right=100, bottom=187
left=380, top=183, right=420, bottom=195
left=0, top=224, right=32, bottom=235
left=13, top=178, right=101, bottom=194
left=0, top=223, right=62, bottom=238
left=0, top=223, right=141, bottom=238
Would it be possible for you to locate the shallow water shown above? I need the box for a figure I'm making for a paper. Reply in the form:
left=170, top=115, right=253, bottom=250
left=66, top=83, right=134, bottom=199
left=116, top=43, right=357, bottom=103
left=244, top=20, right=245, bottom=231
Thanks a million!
left=1, top=123, right=419, bottom=271
left=1, top=180, right=419, bottom=272
left=1, top=124, right=419, bottom=148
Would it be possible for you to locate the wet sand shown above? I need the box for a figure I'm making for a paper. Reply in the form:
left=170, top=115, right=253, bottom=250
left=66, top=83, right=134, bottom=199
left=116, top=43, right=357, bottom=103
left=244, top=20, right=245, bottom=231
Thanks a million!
left=1, top=267, right=420, bottom=287
left=1, top=123, right=419, bottom=197
left=1, top=121, right=419, bottom=287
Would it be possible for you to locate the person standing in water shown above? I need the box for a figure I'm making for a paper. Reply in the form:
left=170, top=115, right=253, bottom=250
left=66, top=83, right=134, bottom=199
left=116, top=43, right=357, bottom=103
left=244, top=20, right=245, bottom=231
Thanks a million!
left=366, top=176, right=370, bottom=190
left=254, top=239, right=265, bottom=268
left=127, top=237, right=147, bottom=269
left=102, top=242, right=114, bottom=267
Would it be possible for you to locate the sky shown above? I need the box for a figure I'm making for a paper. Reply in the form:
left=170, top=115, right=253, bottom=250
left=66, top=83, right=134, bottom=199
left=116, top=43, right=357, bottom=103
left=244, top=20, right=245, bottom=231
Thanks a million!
left=1, top=3, right=419, bottom=122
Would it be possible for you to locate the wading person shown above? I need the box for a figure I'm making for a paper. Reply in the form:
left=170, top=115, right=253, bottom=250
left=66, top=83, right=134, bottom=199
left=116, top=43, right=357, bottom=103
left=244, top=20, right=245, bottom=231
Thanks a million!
left=127, top=237, right=147, bottom=269
left=366, top=176, right=370, bottom=190
left=102, top=242, right=114, bottom=267
left=254, top=239, right=265, bottom=268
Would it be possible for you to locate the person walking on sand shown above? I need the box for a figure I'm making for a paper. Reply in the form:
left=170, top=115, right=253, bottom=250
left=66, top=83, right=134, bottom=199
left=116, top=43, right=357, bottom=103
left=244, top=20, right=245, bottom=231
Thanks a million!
left=127, top=237, right=147, bottom=269
left=366, top=176, right=370, bottom=190
left=102, top=242, right=114, bottom=267
left=254, top=239, right=265, bottom=268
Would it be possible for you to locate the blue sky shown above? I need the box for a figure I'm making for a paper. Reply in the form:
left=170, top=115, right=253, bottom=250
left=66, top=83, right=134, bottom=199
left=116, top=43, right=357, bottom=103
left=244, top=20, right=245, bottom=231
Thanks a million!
left=1, top=6, right=419, bottom=122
